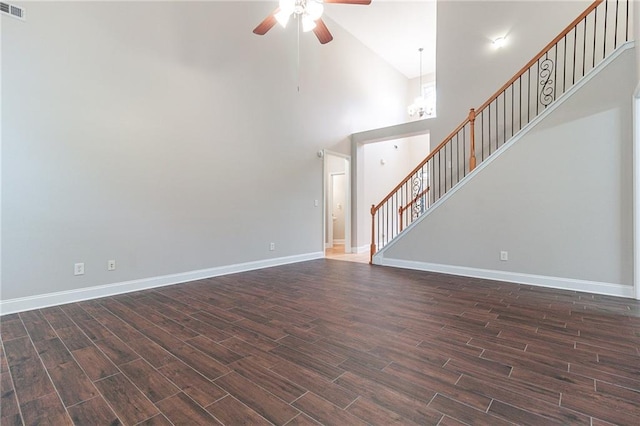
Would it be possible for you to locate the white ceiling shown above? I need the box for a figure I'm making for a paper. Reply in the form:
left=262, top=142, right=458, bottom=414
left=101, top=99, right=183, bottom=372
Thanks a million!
left=323, top=0, right=437, bottom=79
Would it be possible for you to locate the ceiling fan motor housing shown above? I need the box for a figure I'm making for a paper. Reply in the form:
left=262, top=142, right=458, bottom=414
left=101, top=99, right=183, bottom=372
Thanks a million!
left=293, top=1, right=305, bottom=15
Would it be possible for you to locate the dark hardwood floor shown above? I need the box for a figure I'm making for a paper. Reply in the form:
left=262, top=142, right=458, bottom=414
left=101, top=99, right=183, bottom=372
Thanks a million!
left=1, top=259, right=639, bottom=425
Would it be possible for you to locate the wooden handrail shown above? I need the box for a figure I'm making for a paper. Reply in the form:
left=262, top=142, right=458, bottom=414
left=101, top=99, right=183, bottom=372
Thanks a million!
left=475, top=0, right=604, bottom=114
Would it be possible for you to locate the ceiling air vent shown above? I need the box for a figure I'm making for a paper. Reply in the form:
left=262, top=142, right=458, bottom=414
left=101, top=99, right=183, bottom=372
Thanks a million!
left=0, top=2, right=25, bottom=21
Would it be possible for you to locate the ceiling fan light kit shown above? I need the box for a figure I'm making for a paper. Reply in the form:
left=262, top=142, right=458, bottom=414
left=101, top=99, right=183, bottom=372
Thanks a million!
left=276, top=0, right=322, bottom=30
left=253, top=0, right=371, bottom=44
left=272, top=0, right=323, bottom=32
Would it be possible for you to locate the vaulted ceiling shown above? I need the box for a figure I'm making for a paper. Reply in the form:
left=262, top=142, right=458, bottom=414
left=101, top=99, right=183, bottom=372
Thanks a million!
left=324, top=0, right=437, bottom=79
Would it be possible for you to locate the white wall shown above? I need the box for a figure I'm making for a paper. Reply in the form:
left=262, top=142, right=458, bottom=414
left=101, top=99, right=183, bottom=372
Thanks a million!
left=381, top=46, right=636, bottom=295
left=0, top=1, right=409, bottom=305
left=363, top=135, right=431, bottom=209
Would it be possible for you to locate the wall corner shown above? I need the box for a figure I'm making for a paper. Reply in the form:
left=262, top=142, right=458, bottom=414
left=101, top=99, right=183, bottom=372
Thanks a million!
left=634, top=88, right=640, bottom=300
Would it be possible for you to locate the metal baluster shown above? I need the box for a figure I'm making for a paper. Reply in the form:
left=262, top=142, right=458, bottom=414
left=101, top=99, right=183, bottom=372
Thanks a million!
left=593, top=9, right=597, bottom=66
left=582, top=17, right=587, bottom=77
left=573, top=26, right=577, bottom=84
left=603, top=0, right=608, bottom=57
left=614, top=0, right=619, bottom=48
left=563, top=36, right=567, bottom=93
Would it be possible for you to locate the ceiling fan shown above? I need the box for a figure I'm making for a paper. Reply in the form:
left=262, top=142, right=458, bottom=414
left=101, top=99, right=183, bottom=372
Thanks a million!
left=253, top=0, right=372, bottom=45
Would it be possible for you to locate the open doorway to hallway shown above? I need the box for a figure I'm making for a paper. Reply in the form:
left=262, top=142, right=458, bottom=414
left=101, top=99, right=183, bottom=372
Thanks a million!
left=328, top=172, right=347, bottom=249
left=323, top=151, right=370, bottom=263
left=325, top=245, right=370, bottom=263
left=323, top=151, right=350, bottom=255
left=322, top=132, right=431, bottom=264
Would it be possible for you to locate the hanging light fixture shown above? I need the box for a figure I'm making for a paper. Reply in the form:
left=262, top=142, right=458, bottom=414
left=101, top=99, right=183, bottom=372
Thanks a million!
left=408, top=47, right=430, bottom=118
left=276, top=0, right=324, bottom=32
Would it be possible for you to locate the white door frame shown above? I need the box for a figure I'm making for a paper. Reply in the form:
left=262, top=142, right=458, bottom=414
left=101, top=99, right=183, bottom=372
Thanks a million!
left=323, top=150, right=352, bottom=254
left=327, top=173, right=335, bottom=249
left=329, top=172, right=347, bottom=247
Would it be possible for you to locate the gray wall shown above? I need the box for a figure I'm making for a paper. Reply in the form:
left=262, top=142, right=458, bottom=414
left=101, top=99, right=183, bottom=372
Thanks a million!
left=382, top=47, right=636, bottom=288
left=1, top=2, right=409, bottom=301
left=636, top=0, right=640, bottom=85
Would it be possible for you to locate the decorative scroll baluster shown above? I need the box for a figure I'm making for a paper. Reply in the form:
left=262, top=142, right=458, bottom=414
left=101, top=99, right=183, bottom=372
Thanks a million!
left=412, top=174, right=422, bottom=220
left=539, top=57, right=555, bottom=107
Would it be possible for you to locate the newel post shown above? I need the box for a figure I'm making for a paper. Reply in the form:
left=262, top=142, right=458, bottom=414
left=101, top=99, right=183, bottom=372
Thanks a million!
left=469, top=108, right=477, bottom=171
left=370, top=204, right=376, bottom=264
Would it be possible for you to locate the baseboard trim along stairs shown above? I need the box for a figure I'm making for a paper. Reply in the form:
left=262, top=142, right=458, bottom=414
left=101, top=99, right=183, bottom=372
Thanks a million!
left=379, top=258, right=635, bottom=299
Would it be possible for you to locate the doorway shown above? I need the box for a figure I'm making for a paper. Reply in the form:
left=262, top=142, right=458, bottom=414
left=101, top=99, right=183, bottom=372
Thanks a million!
left=329, top=173, right=347, bottom=248
left=323, top=151, right=351, bottom=256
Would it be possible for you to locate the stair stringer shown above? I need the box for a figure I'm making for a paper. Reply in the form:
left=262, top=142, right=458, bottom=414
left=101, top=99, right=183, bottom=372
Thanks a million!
left=374, top=42, right=636, bottom=298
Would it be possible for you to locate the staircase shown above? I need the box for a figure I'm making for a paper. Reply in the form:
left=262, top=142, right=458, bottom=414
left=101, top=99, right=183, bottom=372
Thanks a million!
left=370, top=0, right=634, bottom=264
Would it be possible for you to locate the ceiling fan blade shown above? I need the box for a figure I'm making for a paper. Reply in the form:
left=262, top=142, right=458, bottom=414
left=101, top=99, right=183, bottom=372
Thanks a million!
left=253, top=9, right=279, bottom=35
left=323, top=0, right=372, bottom=4
left=313, top=18, right=334, bottom=44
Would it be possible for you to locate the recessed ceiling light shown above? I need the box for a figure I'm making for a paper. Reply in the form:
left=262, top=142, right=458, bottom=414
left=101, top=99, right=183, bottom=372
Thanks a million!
left=493, top=37, right=507, bottom=49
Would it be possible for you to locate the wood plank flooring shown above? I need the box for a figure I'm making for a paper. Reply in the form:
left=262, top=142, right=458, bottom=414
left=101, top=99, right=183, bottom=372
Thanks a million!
left=1, top=259, right=639, bottom=425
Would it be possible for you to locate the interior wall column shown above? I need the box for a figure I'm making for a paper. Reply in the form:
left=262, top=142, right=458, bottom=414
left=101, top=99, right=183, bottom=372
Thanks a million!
left=634, top=1, right=640, bottom=300
left=634, top=87, right=640, bottom=300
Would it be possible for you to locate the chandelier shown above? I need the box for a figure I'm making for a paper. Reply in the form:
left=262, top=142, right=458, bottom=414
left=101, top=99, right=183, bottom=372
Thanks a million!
left=408, top=47, right=431, bottom=118
left=275, top=0, right=324, bottom=33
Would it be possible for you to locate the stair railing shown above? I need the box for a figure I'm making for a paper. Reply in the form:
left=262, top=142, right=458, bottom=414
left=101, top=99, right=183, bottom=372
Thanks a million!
left=370, top=0, right=632, bottom=263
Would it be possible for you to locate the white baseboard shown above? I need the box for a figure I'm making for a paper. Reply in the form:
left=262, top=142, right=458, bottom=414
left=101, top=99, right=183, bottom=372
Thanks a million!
left=378, top=257, right=636, bottom=299
left=352, top=245, right=369, bottom=254
left=0, top=252, right=324, bottom=315
left=333, top=239, right=345, bottom=244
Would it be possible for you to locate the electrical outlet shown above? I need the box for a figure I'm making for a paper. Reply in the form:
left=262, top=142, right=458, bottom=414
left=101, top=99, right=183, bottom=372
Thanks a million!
left=269, top=242, right=276, bottom=251
left=107, top=260, right=116, bottom=271
left=500, top=251, right=508, bottom=261
left=74, top=263, right=85, bottom=276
